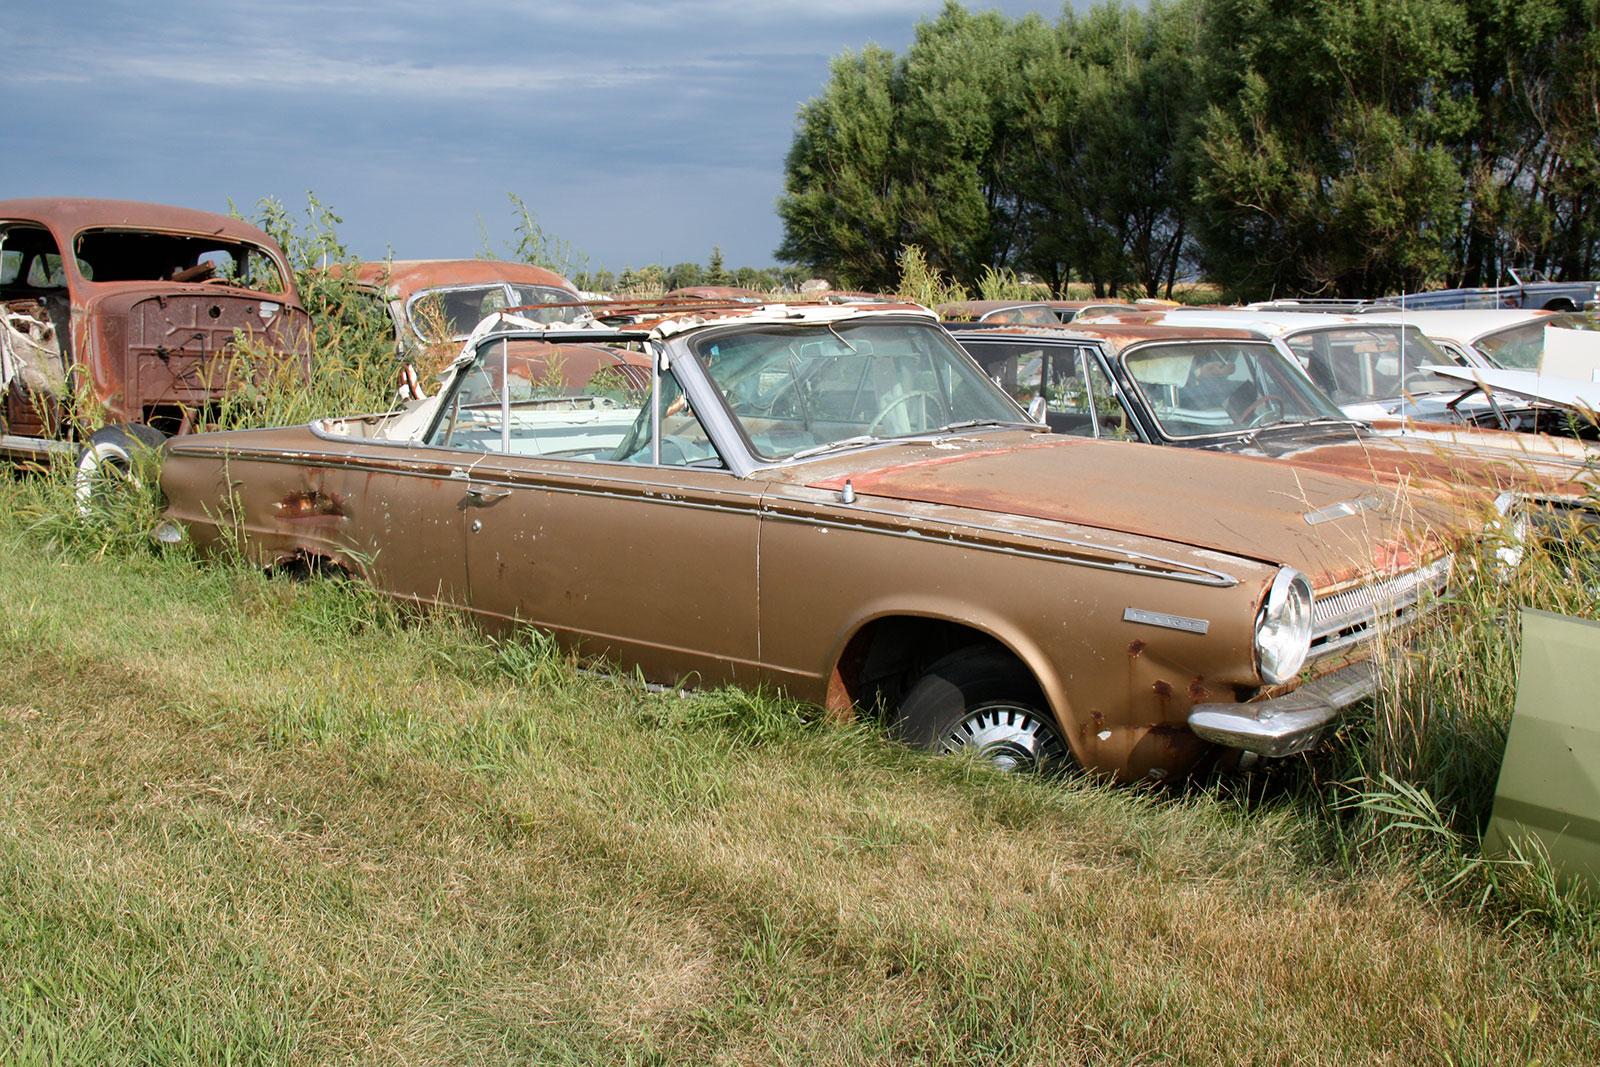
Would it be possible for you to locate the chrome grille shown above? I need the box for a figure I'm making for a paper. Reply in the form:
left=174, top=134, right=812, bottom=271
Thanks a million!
left=1308, top=555, right=1453, bottom=660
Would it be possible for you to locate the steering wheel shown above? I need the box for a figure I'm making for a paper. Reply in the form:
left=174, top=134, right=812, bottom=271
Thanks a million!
left=868, top=390, right=948, bottom=434
left=1239, top=393, right=1286, bottom=426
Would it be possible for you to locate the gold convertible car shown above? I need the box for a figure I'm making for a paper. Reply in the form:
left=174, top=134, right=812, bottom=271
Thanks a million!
left=155, top=300, right=1468, bottom=780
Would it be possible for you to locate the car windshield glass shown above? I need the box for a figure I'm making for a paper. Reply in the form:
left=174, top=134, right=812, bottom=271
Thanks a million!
left=1474, top=313, right=1600, bottom=369
left=979, top=305, right=1057, bottom=324
left=1282, top=325, right=1462, bottom=404
left=510, top=284, right=585, bottom=324
left=1121, top=340, right=1345, bottom=438
left=409, top=286, right=518, bottom=341
left=690, top=319, right=1024, bottom=460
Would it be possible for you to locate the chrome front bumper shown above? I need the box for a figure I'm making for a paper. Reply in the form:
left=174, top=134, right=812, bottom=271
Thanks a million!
left=1187, top=659, right=1378, bottom=758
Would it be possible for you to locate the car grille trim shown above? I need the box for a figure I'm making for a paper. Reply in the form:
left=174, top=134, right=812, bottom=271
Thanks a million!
left=1308, top=555, right=1453, bottom=660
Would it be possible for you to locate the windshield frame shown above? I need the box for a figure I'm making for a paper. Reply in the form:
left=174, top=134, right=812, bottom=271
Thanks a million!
left=405, top=282, right=583, bottom=341
left=680, top=315, right=1034, bottom=464
left=1279, top=323, right=1467, bottom=405
left=1115, top=337, right=1353, bottom=441
left=1474, top=312, right=1600, bottom=370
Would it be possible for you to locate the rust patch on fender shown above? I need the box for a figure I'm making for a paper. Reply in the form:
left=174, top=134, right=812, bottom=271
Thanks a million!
left=1128, top=639, right=1147, bottom=657
left=274, top=489, right=344, bottom=519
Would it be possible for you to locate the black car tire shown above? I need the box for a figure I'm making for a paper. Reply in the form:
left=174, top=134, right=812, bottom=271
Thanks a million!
left=894, top=647, right=1072, bottom=772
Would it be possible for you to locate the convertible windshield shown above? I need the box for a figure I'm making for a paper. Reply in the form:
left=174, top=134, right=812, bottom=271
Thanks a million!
left=690, top=320, right=1025, bottom=460
left=1474, top=313, right=1600, bottom=369
left=1281, top=325, right=1464, bottom=404
left=1122, top=341, right=1347, bottom=438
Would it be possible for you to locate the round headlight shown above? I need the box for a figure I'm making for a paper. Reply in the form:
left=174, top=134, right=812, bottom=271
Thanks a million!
left=1255, top=568, right=1314, bottom=685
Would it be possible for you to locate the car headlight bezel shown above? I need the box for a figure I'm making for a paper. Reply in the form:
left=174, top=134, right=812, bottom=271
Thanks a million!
left=1255, top=567, right=1314, bottom=685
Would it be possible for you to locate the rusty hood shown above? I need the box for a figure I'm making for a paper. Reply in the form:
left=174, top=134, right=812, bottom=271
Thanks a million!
left=805, top=436, right=1460, bottom=588
left=1217, top=422, right=1596, bottom=505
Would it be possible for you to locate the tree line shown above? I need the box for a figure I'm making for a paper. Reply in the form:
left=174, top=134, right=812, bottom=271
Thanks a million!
left=776, top=0, right=1600, bottom=300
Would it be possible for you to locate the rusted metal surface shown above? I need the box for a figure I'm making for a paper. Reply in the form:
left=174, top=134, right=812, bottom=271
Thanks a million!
left=800, top=436, right=1455, bottom=592
left=664, top=285, right=766, bottom=302
left=336, top=259, right=585, bottom=366
left=159, top=304, right=1470, bottom=781
left=349, top=258, right=578, bottom=302
left=0, top=197, right=310, bottom=450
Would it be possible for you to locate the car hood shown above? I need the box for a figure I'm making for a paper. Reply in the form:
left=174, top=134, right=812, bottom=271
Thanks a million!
left=1210, top=421, right=1595, bottom=503
left=802, top=435, right=1459, bottom=589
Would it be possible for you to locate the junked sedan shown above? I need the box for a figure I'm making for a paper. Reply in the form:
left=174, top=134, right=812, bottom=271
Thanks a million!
left=341, top=258, right=587, bottom=364
left=157, top=302, right=1468, bottom=781
left=1079, top=307, right=1545, bottom=432
left=0, top=197, right=311, bottom=486
left=947, top=320, right=1600, bottom=537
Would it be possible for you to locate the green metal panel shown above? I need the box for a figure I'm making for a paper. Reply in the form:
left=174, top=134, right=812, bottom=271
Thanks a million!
left=1483, top=608, right=1600, bottom=891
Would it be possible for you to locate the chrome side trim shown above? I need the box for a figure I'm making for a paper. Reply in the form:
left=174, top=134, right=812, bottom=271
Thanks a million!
left=1123, top=607, right=1210, bottom=634
left=165, top=444, right=1242, bottom=588
left=760, top=506, right=1238, bottom=587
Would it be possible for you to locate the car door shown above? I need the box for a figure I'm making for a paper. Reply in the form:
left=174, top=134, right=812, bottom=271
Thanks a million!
left=436, top=337, right=762, bottom=688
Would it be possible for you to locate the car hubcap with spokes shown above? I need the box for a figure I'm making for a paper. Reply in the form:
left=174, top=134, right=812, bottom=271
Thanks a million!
left=937, top=701, right=1069, bottom=772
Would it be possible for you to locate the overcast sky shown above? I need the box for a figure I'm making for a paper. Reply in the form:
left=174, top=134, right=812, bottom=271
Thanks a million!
left=6, top=1, right=1077, bottom=275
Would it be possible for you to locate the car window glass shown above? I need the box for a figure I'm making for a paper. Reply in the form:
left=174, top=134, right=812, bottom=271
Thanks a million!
left=1282, top=326, right=1460, bottom=404
left=694, top=320, right=1021, bottom=460
left=1081, top=353, right=1133, bottom=438
left=607, top=368, right=724, bottom=467
left=509, top=284, right=585, bottom=324
left=1123, top=341, right=1342, bottom=438
left=408, top=286, right=514, bottom=341
left=426, top=338, right=714, bottom=466
left=1475, top=313, right=1600, bottom=370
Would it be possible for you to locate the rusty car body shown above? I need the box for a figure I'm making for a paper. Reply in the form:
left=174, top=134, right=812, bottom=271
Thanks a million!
left=346, top=259, right=585, bottom=363
left=664, top=285, right=767, bottom=303
left=157, top=301, right=1469, bottom=781
left=947, top=320, right=1599, bottom=536
left=0, top=197, right=311, bottom=479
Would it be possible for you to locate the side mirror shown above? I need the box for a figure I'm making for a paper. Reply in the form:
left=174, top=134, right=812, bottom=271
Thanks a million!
left=1026, top=395, right=1048, bottom=425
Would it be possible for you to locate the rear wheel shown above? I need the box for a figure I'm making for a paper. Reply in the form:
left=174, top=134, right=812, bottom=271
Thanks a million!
left=893, top=647, right=1071, bottom=772
left=73, top=423, right=168, bottom=517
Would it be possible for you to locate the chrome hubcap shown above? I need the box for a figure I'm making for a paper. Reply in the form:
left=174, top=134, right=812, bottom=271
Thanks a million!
left=938, top=702, right=1069, bottom=772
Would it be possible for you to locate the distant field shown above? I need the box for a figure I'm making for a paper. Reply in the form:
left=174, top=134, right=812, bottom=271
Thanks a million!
left=1, top=471, right=1596, bottom=1065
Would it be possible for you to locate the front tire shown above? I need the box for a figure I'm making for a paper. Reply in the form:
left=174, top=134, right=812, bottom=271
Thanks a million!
left=73, top=423, right=168, bottom=517
left=893, top=647, right=1071, bottom=772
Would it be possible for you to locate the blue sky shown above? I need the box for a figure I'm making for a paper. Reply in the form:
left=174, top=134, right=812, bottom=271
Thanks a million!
left=5, top=1, right=1075, bottom=275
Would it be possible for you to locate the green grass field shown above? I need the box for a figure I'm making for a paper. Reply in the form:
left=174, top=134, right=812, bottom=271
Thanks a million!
left=1, top=465, right=1597, bottom=1065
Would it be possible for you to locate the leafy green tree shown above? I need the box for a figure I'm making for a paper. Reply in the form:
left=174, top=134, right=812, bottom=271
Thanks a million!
left=1010, top=2, right=1201, bottom=297
left=1191, top=0, right=1470, bottom=296
left=664, top=262, right=704, bottom=290
left=777, top=44, right=908, bottom=290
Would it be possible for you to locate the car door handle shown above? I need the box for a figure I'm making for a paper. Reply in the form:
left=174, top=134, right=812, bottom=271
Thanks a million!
left=466, top=485, right=511, bottom=505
